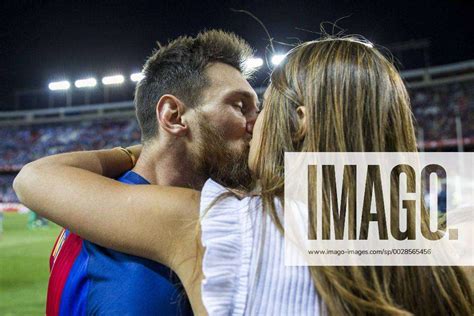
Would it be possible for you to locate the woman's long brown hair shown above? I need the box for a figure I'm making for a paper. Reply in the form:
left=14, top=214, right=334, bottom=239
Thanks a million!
left=252, top=37, right=472, bottom=315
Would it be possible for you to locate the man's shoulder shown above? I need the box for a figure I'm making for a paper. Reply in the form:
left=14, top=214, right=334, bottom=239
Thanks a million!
left=117, top=170, right=150, bottom=185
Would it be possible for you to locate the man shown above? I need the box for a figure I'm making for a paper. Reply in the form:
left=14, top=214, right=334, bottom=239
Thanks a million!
left=47, top=30, right=259, bottom=315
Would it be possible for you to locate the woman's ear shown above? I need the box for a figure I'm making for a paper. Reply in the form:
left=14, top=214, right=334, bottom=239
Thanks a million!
left=294, top=106, right=307, bottom=142
left=156, top=94, right=188, bottom=136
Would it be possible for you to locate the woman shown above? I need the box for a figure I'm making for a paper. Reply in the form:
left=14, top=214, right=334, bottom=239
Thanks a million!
left=14, top=37, right=472, bottom=315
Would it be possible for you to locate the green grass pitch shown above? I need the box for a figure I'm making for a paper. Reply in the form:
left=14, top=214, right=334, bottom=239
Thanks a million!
left=0, top=212, right=61, bottom=315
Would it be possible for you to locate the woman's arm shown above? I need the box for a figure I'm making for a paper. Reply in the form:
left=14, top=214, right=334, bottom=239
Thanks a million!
left=13, top=148, right=201, bottom=270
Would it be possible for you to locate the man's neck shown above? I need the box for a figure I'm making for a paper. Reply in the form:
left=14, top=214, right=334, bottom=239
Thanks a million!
left=131, top=142, right=207, bottom=190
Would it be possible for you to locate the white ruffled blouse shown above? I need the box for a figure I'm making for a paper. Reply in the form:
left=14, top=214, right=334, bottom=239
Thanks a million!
left=200, top=179, right=321, bottom=315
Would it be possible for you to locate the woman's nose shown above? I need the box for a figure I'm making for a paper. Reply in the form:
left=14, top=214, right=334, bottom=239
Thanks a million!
left=246, top=121, right=255, bottom=134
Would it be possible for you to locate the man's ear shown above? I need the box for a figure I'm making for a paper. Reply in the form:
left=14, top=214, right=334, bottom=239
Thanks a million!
left=156, top=94, right=188, bottom=136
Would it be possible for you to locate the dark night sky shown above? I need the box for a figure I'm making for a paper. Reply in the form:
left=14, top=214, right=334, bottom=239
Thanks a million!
left=0, top=0, right=473, bottom=110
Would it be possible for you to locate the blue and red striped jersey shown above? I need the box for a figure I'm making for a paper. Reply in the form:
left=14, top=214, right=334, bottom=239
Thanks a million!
left=47, top=171, right=193, bottom=315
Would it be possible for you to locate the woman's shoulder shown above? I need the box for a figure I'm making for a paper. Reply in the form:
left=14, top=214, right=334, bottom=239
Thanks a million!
left=199, top=178, right=259, bottom=249
left=199, top=178, right=257, bottom=315
left=200, top=178, right=263, bottom=217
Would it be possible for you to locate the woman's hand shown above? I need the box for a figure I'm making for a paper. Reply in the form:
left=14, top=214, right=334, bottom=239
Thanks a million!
left=12, top=146, right=141, bottom=179
left=126, top=144, right=142, bottom=160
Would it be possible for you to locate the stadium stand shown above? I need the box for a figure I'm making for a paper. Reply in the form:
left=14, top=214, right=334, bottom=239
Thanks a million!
left=1, top=61, right=473, bottom=203
left=412, top=79, right=473, bottom=149
left=0, top=119, right=140, bottom=170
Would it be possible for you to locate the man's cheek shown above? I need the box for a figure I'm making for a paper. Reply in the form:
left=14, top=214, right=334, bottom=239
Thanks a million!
left=221, top=119, right=247, bottom=139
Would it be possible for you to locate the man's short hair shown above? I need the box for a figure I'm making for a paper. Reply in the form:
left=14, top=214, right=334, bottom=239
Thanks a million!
left=135, top=30, right=254, bottom=142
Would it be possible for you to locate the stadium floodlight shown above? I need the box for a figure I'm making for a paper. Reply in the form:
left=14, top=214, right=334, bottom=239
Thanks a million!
left=102, top=75, right=125, bottom=85
left=48, top=80, right=71, bottom=91
left=271, top=54, right=286, bottom=65
left=130, top=72, right=145, bottom=82
left=244, top=57, right=264, bottom=70
left=74, top=78, right=97, bottom=88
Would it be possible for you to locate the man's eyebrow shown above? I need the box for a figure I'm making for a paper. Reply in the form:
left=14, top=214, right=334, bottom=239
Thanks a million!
left=224, top=89, right=258, bottom=102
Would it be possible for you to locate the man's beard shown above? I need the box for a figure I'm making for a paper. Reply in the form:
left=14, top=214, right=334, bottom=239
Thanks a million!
left=194, top=116, right=253, bottom=190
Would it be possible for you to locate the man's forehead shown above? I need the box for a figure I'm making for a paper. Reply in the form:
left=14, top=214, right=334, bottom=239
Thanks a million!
left=204, top=63, right=257, bottom=99
left=206, top=63, right=246, bottom=84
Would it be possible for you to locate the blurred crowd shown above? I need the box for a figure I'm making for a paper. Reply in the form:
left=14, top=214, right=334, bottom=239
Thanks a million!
left=0, top=80, right=473, bottom=203
left=411, top=80, right=473, bottom=141
left=0, top=119, right=140, bottom=170
left=0, top=120, right=140, bottom=202
left=0, top=174, right=17, bottom=203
